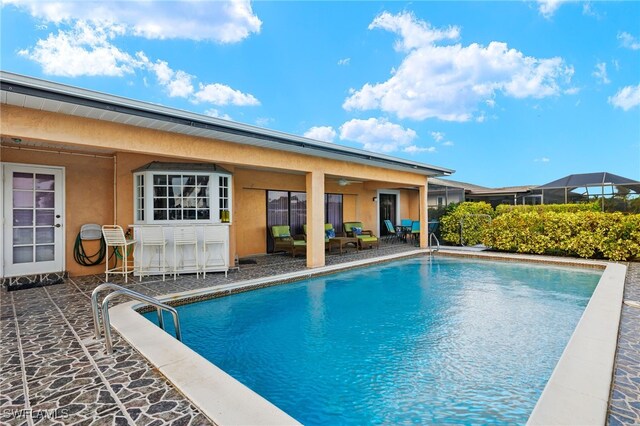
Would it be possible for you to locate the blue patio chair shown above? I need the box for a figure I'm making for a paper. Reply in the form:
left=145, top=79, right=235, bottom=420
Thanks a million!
left=383, top=219, right=398, bottom=243
left=428, top=220, right=439, bottom=235
left=410, top=220, right=420, bottom=245
left=398, top=219, right=413, bottom=242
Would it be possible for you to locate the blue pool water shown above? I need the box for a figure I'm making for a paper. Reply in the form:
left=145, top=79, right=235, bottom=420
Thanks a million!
left=144, top=257, right=601, bottom=424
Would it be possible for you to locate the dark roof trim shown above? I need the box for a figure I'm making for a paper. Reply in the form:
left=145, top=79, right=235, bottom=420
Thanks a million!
left=133, top=161, right=232, bottom=174
left=537, top=172, right=640, bottom=189
left=1, top=72, right=453, bottom=177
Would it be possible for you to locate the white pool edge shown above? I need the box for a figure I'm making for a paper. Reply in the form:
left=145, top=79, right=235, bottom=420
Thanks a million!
left=111, top=249, right=427, bottom=425
left=526, top=262, right=626, bottom=425
left=109, top=251, right=625, bottom=425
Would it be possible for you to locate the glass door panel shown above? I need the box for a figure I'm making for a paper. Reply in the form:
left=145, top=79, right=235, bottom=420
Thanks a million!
left=3, top=165, right=64, bottom=277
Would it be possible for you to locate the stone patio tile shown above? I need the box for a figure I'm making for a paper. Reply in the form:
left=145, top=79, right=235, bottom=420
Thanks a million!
left=3, top=246, right=637, bottom=425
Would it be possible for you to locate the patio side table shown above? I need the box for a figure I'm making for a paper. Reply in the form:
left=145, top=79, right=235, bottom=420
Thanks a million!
left=329, top=237, right=359, bottom=254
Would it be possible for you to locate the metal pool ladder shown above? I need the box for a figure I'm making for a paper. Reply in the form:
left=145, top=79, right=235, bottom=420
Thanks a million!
left=429, top=232, right=440, bottom=253
left=91, top=283, right=182, bottom=354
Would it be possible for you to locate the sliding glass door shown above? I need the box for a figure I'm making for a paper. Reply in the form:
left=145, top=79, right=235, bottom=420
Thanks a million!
left=266, top=191, right=343, bottom=253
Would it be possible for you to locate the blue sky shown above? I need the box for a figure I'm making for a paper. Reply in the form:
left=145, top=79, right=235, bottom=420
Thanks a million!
left=1, top=0, right=639, bottom=187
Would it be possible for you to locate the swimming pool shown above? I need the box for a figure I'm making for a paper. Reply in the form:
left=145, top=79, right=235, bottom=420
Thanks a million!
left=143, top=257, right=601, bottom=424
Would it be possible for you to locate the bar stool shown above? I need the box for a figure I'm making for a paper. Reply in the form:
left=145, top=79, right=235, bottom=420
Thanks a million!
left=202, top=225, right=227, bottom=278
left=173, top=226, right=199, bottom=280
left=101, top=225, right=136, bottom=283
left=138, top=226, right=167, bottom=281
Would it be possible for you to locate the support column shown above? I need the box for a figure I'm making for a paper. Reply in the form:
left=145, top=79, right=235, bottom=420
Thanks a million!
left=306, top=170, right=325, bottom=268
left=419, top=181, right=429, bottom=249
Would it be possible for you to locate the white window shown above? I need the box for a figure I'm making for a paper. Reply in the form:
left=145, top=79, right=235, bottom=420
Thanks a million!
left=133, top=163, right=231, bottom=224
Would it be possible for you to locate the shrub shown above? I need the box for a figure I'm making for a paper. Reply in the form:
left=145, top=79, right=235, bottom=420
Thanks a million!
left=440, top=202, right=495, bottom=246
left=484, top=210, right=640, bottom=261
left=495, top=201, right=601, bottom=215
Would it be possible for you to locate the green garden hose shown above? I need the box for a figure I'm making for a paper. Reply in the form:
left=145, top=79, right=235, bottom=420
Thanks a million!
left=73, top=233, right=107, bottom=266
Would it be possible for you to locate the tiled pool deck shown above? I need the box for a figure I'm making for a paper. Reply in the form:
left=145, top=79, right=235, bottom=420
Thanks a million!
left=1, top=245, right=638, bottom=425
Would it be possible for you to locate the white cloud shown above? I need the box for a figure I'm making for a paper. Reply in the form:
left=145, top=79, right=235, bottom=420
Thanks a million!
left=15, top=13, right=261, bottom=107
left=204, top=109, right=232, bottom=121
left=255, top=117, right=274, bottom=127
left=612, top=59, right=620, bottom=71
left=429, top=131, right=454, bottom=146
left=304, top=126, right=337, bottom=143
left=339, top=117, right=417, bottom=153
left=618, top=32, right=640, bottom=50
left=430, top=131, right=445, bottom=142
left=368, top=11, right=460, bottom=52
left=534, top=157, right=551, bottom=163
left=592, top=62, right=610, bottom=85
left=343, top=12, right=573, bottom=122
left=581, top=3, right=603, bottom=18
left=145, top=59, right=195, bottom=97
left=5, top=0, right=262, bottom=43
left=337, top=58, right=351, bottom=66
left=536, top=0, right=568, bottom=19
left=403, top=145, right=436, bottom=153
left=193, top=83, right=260, bottom=106
left=609, top=84, right=640, bottom=111
left=18, top=20, right=140, bottom=77
left=564, top=87, right=581, bottom=95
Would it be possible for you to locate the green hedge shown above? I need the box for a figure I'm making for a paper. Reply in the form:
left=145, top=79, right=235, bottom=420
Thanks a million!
left=495, top=202, right=601, bottom=215
left=483, top=211, right=640, bottom=261
left=440, top=202, right=495, bottom=246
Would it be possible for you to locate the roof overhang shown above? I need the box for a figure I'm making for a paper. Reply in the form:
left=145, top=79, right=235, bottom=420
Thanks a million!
left=0, top=71, right=454, bottom=178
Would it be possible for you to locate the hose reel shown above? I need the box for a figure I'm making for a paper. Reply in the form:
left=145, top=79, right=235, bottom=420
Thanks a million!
left=73, top=224, right=106, bottom=266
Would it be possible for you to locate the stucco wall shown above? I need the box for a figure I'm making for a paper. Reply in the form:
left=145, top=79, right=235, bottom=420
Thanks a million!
left=233, top=169, right=394, bottom=257
left=2, top=146, right=114, bottom=277
left=2, top=105, right=431, bottom=274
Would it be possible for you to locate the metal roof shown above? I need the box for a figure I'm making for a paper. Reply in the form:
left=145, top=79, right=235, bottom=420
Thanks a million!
left=132, top=162, right=232, bottom=174
left=428, top=177, right=490, bottom=192
left=0, top=71, right=453, bottom=177
left=537, top=172, right=640, bottom=189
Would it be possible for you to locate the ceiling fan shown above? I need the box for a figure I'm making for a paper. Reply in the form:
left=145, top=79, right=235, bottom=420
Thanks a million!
left=336, top=177, right=363, bottom=186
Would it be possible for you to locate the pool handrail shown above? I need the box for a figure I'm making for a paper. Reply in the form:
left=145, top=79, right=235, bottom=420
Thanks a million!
left=429, top=233, right=440, bottom=252
left=91, top=283, right=182, bottom=354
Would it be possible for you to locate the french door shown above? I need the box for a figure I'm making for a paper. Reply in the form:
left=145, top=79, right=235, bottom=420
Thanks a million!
left=2, top=164, right=65, bottom=277
left=379, top=193, right=397, bottom=236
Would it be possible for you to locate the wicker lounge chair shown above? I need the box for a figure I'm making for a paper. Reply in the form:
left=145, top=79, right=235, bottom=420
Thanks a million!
left=270, top=225, right=306, bottom=257
left=343, top=221, right=379, bottom=250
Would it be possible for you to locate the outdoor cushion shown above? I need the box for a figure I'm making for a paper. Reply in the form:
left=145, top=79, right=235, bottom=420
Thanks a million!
left=343, top=222, right=364, bottom=232
left=359, top=236, right=378, bottom=242
left=293, top=240, right=306, bottom=246
left=326, top=229, right=336, bottom=238
left=272, top=225, right=292, bottom=238
left=352, top=227, right=362, bottom=235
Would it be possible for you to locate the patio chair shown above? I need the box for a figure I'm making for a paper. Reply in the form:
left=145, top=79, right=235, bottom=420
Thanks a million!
left=303, top=223, right=338, bottom=248
left=398, top=218, right=413, bottom=242
left=343, top=221, right=379, bottom=250
left=410, top=220, right=420, bottom=245
left=202, top=225, right=228, bottom=278
left=383, top=219, right=398, bottom=243
left=173, top=226, right=200, bottom=280
left=270, top=225, right=307, bottom=257
left=138, top=226, right=167, bottom=281
left=101, top=225, right=136, bottom=283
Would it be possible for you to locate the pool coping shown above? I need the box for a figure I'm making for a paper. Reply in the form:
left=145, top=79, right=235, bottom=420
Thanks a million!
left=110, top=250, right=625, bottom=425
left=110, top=249, right=429, bottom=425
